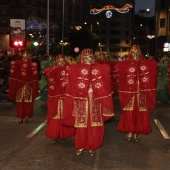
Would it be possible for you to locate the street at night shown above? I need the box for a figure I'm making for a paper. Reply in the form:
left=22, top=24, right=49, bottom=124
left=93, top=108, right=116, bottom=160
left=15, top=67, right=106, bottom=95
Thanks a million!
left=0, top=96, right=169, bottom=170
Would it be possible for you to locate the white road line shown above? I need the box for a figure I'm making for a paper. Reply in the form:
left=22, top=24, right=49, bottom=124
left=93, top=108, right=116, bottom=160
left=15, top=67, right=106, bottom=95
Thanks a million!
left=154, top=119, right=170, bottom=139
left=35, top=96, right=41, bottom=101
left=27, top=120, right=47, bottom=138
left=93, top=148, right=100, bottom=170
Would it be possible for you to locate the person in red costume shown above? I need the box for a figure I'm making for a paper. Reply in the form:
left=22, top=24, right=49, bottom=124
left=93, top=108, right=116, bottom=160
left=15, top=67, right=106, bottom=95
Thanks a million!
left=44, top=54, right=75, bottom=142
left=8, top=53, right=39, bottom=123
left=63, top=48, right=114, bottom=156
left=96, top=52, right=117, bottom=95
left=116, top=45, right=157, bottom=141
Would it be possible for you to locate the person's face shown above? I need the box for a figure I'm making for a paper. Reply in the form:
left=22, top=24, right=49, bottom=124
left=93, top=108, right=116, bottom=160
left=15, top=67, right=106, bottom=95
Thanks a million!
left=22, top=54, right=29, bottom=61
left=131, top=46, right=141, bottom=60
left=56, top=58, right=66, bottom=66
left=83, top=55, right=94, bottom=64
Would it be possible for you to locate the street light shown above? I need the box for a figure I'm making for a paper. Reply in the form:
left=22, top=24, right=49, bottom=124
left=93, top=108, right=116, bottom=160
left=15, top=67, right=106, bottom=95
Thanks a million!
left=46, top=0, right=49, bottom=55
left=61, top=0, right=65, bottom=54
left=84, top=21, right=99, bottom=32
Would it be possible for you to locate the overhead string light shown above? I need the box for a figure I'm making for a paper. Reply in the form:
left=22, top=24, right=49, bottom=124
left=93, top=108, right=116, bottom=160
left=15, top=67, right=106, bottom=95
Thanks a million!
left=90, top=4, right=133, bottom=18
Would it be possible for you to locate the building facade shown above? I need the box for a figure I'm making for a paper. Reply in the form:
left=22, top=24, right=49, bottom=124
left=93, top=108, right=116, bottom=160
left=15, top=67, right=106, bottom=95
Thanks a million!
left=0, top=0, right=155, bottom=58
left=155, top=0, right=170, bottom=56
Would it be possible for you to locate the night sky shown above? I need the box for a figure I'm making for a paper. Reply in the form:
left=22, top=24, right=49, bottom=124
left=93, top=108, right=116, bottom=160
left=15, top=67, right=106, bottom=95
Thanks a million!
left=135, top=0, right=155, bottom=13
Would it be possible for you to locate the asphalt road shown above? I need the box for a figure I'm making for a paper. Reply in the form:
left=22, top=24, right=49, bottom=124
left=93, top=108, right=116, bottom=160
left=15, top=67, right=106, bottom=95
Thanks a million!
left=0, top=96, right=170, bottom=170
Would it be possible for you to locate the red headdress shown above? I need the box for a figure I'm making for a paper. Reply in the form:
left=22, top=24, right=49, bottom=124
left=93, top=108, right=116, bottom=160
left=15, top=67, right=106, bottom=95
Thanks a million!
left=55, top=54, right=68, bottom=66
left=127, top=44, right=144, bottom=60
left=79, top=48, right=95, bottom=64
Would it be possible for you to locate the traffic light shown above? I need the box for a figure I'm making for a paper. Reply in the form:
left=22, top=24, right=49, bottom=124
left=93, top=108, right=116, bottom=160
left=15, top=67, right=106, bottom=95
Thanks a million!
left=33, top=41, right=39, bottom=46
left=10, top=39, right=26, bottom=48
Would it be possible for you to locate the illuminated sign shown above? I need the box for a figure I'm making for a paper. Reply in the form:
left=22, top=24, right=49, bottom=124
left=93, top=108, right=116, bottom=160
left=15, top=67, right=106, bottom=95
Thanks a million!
left=74, top=47, right=79, bottom=53
left=9, top=19, right=26, bottom=48
left=163, top=42, right=170, bottom=51
left=10, top=40, right=25, bottom=48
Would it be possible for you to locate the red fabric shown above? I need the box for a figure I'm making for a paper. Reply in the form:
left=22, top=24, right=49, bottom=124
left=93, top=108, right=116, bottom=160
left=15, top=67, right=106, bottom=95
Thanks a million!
left=63, top=64, right=114, bottom=123
left=44, top=65, right=75, bottom=140
left=138, top=60, right=158, bottom=109
left=116, top=59, right=157, bottom=135
left=116, top=60, right=138, bottom=110
left=8, top=59, right=39, bottom=119
left=44, top=65, right=67, bottom=122
left=108, top=61, right=117, bottom=95
left=17, top=102, right=34, bottom=119
left=117, top=97, right=151, bottom=135
left=45, top=119, right=75, bottom=139
left=95, top=60, right=117, bottom=95
left=63, top=62, right=114, bottom=150
left=8, top=60, right=39, bottom=101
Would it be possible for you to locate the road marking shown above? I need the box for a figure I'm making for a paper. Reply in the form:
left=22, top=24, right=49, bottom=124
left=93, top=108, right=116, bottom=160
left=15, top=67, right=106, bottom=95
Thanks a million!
left=154, top=119, right=170, bottom=139
left=27, top=120, right=47, bottom=138
left=35, top=96, right=41, bottom=101
left=93, top=148, right=100, bottom=170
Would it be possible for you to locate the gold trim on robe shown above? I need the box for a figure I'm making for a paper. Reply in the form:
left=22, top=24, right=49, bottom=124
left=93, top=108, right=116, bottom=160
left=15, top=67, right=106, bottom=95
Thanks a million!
left=16, top=84, right=32, bottom=102
left=53, top=98, right=64, bottom=119
left=123, top=96, right=135, bottom=111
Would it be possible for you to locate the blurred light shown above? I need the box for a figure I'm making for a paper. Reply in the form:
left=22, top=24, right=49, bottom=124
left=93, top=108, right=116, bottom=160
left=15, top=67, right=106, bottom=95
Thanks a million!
left=33, top=41, right=39, bottom=46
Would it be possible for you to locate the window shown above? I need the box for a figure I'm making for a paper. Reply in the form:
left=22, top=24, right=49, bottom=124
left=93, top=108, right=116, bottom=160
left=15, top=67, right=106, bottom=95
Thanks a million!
left=110, top=30, right=120, bottom=35
left=110, top=39, right=120, bottom=44
left=126, top=39, right=130, bottom=44
left=160, top=18, right=165, bottom=28
left=101, top=30, right=106, bottom=34
left=2, top=10, right=6, bottom=15
left=160, top=1, right=166, bottom=9
left=125, top=31, right=129, bottom=36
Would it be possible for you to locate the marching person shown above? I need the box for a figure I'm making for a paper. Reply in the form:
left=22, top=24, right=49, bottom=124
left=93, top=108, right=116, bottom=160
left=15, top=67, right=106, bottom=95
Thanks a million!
left=157, top=55, right=170, bottom=103
left=115, top=45, right=157, bottom=141
left=44, top=54, right=75, bottom=142
left=8, top=53, right=39, bottom=123
left=39, top=55, right=55, bottom=102
left=63, top=48, right=114, bottom=156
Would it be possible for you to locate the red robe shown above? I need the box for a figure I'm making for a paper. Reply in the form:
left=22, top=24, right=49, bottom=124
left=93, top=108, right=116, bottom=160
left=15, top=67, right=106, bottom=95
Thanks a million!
left=8, top=59, right=39, bottom=119
left=44, top=65, right=75, bottom=140
left=63, top=63, right=114, bottom=150
left=96, top=59, right=117, bottom=95
left=116, top=59, right=157, bottom=135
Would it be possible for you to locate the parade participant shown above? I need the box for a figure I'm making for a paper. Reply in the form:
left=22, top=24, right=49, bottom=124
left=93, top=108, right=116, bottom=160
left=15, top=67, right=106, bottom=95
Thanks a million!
left=66, top=56, right=77, bottom=65
left=39, top=55, right=55, bottom=102
left=116, top=45, right=157, bottom=141
left=8, top=53, right=39, bottom=123
left=157, top=55, right=170, bottom=103
left=96, top=52, right=117, bottom=95
left=44, top=54, right=75, bottom=142
left=63, top=48, right=114, bottom=156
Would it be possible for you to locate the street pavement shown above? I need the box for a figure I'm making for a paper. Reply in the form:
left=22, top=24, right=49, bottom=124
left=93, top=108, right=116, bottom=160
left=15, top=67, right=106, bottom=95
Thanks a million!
left=0, top=96, right=170, bottom=170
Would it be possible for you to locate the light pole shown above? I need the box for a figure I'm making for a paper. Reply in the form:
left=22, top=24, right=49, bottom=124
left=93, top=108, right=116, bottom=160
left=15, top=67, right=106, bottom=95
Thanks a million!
left=46, top=0, right=49, bottom=56
left=61, top=0, right=65, bottom=54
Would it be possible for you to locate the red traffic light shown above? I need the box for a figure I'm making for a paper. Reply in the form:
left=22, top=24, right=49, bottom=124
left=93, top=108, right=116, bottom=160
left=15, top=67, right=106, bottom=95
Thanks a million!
left=10, top=40, right=26, bottom=48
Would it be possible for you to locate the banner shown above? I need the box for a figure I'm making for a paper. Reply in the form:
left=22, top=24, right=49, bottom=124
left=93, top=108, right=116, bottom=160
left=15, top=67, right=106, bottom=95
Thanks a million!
left=9, top=19, right=26, bottom=48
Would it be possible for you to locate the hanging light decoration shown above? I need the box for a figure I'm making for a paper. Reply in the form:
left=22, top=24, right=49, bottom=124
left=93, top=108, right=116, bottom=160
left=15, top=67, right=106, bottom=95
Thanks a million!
left=105, top=10, right=113, bottom=18
left=90, top=4, right=133, bottom=18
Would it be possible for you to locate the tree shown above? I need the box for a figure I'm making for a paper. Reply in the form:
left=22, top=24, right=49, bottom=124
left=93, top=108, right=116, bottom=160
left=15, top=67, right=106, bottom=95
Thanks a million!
left=68, top=29, right=99, bottom=57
